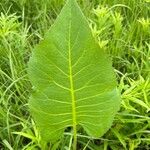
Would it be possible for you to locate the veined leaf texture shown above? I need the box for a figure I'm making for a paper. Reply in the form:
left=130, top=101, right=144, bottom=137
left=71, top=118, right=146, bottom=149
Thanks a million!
left=28, top=0, right=120, bottom=142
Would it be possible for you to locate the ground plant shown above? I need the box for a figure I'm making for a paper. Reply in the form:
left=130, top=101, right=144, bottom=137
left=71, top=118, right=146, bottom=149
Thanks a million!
left=0, top=0, right=150, bottom=150
left=28, top=0, right=120, bottom=149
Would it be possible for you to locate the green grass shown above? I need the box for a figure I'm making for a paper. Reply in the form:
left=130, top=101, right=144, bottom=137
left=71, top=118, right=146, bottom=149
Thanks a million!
left=0, top=0, right=150, bottom=149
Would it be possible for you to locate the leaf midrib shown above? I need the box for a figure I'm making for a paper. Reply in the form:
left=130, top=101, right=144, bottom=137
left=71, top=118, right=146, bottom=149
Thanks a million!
left=68, top=16, right=77, bottom=140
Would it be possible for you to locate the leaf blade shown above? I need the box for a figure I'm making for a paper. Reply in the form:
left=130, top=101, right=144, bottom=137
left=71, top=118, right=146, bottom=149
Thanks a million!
left=28, top=0, right=120, bottom=142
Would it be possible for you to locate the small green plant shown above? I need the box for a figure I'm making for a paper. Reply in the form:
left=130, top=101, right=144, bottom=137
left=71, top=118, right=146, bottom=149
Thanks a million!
left=28, top=0, right=120, bottom=149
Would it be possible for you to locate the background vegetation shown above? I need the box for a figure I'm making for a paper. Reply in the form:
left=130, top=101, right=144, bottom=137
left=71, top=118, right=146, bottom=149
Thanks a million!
left=0, top=0, right=150, bottom=149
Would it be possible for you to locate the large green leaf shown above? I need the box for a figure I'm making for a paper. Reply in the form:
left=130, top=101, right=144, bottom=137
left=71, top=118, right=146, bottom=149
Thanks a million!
left=28, top=0, right=120, bottom=143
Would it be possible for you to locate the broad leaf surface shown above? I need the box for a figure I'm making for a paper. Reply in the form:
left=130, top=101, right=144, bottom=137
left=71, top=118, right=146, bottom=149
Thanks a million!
left=28, top=0, right=120, bottom=141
